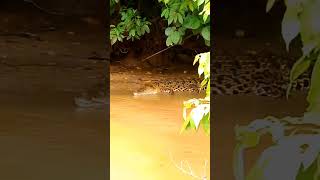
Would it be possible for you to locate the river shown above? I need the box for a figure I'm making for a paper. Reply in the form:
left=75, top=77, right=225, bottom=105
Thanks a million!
left=0, top=82, right=306, bottom=180
left=110, top=91, right=210, bottom=180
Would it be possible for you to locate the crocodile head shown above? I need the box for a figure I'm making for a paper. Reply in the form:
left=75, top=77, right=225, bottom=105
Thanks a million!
left=133, top=85, right=161, bottom=96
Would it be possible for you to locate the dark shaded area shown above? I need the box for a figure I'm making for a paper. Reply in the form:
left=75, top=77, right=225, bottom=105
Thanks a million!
left=213, top=0, right=301, bottom=57
left=0, top=0, right=106, bottom=17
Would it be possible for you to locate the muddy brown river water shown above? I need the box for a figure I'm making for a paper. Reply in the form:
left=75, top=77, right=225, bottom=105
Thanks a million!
left=0, top=92, right=107, bottom=180
left=110, top=90, right=307, bottom=180
left=0, top=64, right=308, bottom=180
left=0, top=85, right=307, bottom=180
left=110, top=91, right=210, bottom=180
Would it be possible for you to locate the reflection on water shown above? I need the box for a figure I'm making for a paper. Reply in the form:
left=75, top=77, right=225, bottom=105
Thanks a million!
left=110, top=91, right=210, bottom=180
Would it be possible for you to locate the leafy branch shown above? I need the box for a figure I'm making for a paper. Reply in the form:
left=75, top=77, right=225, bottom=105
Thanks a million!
left=181, top=52, right=210, bottom=135
left=159, top=0, right=210, bottom=46
left=110, top=8, right=151, bottom=45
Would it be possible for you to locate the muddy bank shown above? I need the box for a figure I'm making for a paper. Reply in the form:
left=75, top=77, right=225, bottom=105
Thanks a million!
left=110, top=60, right=201, bottom=93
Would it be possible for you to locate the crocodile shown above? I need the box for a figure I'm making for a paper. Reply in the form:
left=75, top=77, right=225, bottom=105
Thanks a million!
left=74, top=55, right=311, bottom=108
left=133, top=78, right=204, bottom=96
left=74, top=91, right=107, bottom=109
left=73, top=83, right=107, bottom=109
left=133, top=55, right=311, bottom=97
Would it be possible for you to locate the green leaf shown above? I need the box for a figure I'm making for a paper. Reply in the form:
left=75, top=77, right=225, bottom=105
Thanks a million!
left=173, top=13, right=178, bottom=23
left=282, top=7, right=300, bottom=50
left=266, top=0, right=276, bottom=12
left=188, top=1, right=194, bottom=11
left=161, top=8, right=169, bottom=18
left=206, top=81, right=210, bottom=97
left=307, top=54, right=320, bottom=112
left=203, top=14, right=209, bottom=23
left=183, top=15, right=201, bottom=29
left=201, top=113, right=210, bottom=135
left=121, top=13, right=127, bottom=21
left=136, top=19, right=141, bottom=26
left=198, top=64, right=204, bottom=76
left=193, top=54, right=200, bottom=65
left=144, top=25, right=150, bottom=33
left=165, top=27, right=175, bottom=36
left=290, top=56, right=311, bottom=81
left=189, top=115, right=196, bottom=129
left=203, top=15, right=210, bottom=24
left=161, top=10, right=165, bottom=18
left=170, top=31, right=181, bottom=44
left=177, top=27, right=186, bottom=36
left=239, top=131, right=260, bottom=148
left=117, top=36, right=123, bottom=42
left=168, top=16, right=174, bottom=25
left=165, top=10, right=170, bottom=19
left=201, top=79, right=208, bottom=88
left=200, top=52, right=210, bottom=74
left=111, top=37, right=117, bottom=45
left=296, top=156, right=319, bottom=180
left=180, top=112, right=191, bottom=134
left=200, top=1, right=210, bottom=22
left=177, top=13, right=184, bottom=24
left=201, top=26, right=210, bottom=41
left=179, top=1, right=187, bottom=12
left=129, top=29, right=136, bottom=37
left=299, top=2, right=320, bottom=55
left=287, top=55, right=310, bottom=97
left=166, top=37, right=173, bottom=46
left=197, top=0, right=205, bottom=7
left=204, top=39, right=210, bottom=46
left=189, top=106, right=205, bottom=129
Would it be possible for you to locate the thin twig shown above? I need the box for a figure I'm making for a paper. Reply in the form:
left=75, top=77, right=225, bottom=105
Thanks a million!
left=141, top=46, right=172, bottom=62
left=169, top=151, right=207, bottom=180
left=141, top=34, right=196, bottom=62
